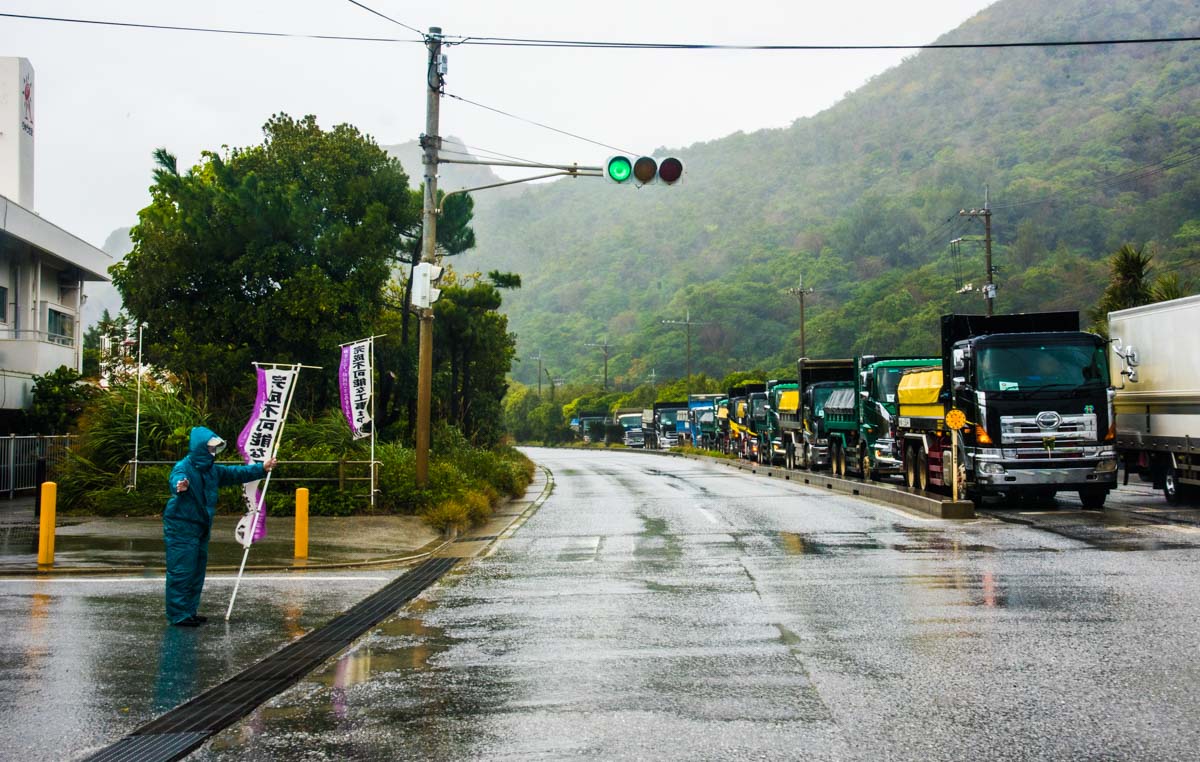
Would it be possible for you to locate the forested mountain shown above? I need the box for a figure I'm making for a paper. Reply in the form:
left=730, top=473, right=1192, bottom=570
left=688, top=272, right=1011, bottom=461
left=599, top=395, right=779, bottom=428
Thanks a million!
left=460, top=0, right=1200, bottom=387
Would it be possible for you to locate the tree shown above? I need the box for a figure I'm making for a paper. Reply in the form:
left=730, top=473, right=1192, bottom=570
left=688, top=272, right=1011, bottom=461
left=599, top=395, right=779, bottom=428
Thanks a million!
left=1089, top=244, right=1154, bottom=335
left=110, top=114, right=418, bottom=416
left=432, top=276, right=518, bottom=446
left=26, top=366, right=98, bottom=435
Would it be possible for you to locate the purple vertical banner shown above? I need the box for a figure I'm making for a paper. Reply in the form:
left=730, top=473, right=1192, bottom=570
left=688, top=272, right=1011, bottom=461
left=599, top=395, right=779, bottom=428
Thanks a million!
left=338, top=339, right=372, bottom=439
left=237, top=366, right=297, bottom=543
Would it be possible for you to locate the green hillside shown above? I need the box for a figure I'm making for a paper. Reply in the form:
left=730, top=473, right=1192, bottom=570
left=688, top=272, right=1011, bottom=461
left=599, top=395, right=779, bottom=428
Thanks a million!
left=461, top=0, right=1200, bottom=386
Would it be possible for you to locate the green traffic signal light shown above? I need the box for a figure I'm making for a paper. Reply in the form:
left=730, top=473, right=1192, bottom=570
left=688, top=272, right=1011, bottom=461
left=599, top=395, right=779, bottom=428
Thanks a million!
left=606, top=155, right=633, bottom=183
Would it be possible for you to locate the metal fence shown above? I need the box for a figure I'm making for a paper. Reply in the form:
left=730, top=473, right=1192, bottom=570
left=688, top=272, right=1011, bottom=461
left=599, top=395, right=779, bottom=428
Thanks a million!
left=0, top=434, right=74, bottom=498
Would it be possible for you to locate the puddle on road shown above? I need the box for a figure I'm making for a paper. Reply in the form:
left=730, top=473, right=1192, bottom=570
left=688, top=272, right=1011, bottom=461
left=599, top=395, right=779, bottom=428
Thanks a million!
left=777, top=532, right=883, bottom=555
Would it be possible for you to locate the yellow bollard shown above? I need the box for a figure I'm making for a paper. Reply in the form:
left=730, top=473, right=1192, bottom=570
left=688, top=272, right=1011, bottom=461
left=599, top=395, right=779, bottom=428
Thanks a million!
left=294, top=488, right=309, bottom=559
left=37, top=481, right=56, bottom=567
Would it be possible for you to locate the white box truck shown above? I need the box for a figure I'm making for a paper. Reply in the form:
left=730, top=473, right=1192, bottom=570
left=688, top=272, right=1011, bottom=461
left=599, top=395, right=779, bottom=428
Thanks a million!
left=1109, top=294, right=1200, bottom=502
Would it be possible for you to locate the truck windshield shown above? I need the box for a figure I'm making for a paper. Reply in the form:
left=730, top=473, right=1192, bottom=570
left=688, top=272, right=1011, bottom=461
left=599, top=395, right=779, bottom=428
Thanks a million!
left=618, top=415, right=641, bottom=430
left=873, top=367, right=911, bottom=404
left=658, top=411, right=679, bottom=428
left=751, top=398, right=767, bottom=417
left=977, top=342, right=1108, bottom=393
left=811, top=385, right=844, bottom=414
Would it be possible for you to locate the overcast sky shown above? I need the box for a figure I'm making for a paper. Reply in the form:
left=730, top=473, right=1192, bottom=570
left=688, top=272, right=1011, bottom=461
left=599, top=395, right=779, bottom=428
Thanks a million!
left=5, top=0, right=994, bottom=247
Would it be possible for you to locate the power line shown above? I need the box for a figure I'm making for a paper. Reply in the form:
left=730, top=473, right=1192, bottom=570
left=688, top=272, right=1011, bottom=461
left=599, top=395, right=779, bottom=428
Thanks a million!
left=441, top=137, right=559, bottom=169
left=343, top=0, right=425, bottom=37
left=991, top=145, right=1200, bottom=211
left=443, top=91, right=640, bottom=156
left=444, top=33, right=1200, bottom=51
left=9, top=11, right=1196, bottom=52
left=0, top=11, right=419, bottom=43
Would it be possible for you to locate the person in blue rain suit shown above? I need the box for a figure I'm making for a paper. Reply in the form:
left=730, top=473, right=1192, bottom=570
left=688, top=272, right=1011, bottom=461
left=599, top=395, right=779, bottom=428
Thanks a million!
left=164, top=426, right=276, bottom=627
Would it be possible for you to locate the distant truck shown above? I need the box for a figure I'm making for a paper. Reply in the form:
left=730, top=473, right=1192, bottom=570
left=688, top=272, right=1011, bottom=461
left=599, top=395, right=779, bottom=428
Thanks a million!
left=725, top=383, right=766, bottom=459
left=895, top=312, right=1116, bottom=507
left=822, top=355, right=940, bottom=478
left=615, top=408, right=645, bottom=448
left=684, top=393, right=723, bottom=449
left=759, top=380, right=798, bottom=465
left=577, top=411, right=609, bottom=443
left=780, top=359, right=855, bottom=470
left=651, top=401, right=688, bottom=449
left=1108, top=295, right=1200, bottom=503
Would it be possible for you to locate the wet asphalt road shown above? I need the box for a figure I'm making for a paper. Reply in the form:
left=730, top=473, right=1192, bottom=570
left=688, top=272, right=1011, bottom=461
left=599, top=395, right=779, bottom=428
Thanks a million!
left=0, top=571, right=396, bottom=760
left=192, top=447, right=1200, bottom=761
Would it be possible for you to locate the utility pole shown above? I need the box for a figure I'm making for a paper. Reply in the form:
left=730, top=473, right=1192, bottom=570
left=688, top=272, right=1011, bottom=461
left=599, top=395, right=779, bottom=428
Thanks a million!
left=530, top=350, right=544, bottom=397
left=786, top=277, right=814, bottom=358
left=415, top=27, right=443, bottom=488
left=544, top=367, right=556, bottom=402
left=585, top=338, right=612, bottom=390
left=959, top=185, right=995, bottom=316
left=662, top=310, right=713, bottom=397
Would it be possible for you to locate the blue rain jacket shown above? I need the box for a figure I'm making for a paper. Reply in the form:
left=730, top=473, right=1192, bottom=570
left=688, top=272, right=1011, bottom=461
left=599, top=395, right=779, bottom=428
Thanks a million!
left=163, top=426, right=265, bottom=623
left=165, top=426, right=265, bottom=537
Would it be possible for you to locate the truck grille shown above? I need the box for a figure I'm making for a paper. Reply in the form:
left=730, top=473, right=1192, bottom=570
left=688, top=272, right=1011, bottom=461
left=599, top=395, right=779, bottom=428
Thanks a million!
left=1000, top=413, right=1097, bottom=446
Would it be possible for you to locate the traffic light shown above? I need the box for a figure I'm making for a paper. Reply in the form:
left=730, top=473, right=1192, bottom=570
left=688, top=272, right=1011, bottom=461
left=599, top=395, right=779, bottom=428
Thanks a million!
left=412, top=262, right=444, bottom=309
left=605, top=155, right=684, bottom=186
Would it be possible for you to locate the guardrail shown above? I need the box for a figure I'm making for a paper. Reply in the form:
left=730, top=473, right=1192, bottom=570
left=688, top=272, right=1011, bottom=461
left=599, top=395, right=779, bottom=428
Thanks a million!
left=0, top=435, right=74, bottom=499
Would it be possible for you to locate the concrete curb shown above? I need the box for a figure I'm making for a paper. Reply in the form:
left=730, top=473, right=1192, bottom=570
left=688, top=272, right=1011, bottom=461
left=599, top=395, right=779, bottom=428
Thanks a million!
left=678, top=452, right=977, bottom=520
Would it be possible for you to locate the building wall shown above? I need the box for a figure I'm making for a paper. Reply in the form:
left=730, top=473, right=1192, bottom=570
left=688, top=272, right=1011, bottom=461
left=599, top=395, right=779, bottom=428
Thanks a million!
left=0, top=57, right=35, bottom=208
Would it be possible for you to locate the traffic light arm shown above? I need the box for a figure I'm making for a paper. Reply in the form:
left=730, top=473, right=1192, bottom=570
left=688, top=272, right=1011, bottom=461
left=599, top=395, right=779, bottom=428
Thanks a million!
left=438, top=169, right=600, bottom=212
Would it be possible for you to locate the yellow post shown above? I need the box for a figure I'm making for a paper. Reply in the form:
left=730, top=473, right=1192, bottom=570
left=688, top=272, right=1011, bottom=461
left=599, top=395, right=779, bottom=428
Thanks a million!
left=37, top=481, right=56, bottom=567
left=294, top=487, right=309, bottom=559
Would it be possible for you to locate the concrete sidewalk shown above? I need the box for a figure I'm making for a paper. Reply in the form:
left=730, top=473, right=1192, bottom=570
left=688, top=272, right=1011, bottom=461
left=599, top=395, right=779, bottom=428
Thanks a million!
left=0, top=465, right=552, bottom=574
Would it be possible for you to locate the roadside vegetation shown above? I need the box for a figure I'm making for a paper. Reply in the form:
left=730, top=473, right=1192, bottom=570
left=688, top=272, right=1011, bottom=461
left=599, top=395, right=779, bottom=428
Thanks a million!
left=52, top=113, right=530, bottom=533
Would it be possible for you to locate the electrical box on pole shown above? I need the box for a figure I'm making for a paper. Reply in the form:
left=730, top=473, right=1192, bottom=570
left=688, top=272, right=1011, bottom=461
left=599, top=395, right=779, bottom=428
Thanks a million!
left=413, top=262, right=444, bottom=309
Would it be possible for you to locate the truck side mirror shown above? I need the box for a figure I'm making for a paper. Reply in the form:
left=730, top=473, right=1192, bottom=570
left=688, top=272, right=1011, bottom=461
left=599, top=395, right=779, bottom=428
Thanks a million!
left=859, top=390, right=869, bottom=399
left=952, top=348, right=966, bottom=371
left=953, top=376, right=966, bottom=391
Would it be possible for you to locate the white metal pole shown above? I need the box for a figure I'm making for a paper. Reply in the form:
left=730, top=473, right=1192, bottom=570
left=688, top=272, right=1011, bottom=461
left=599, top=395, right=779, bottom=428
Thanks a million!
left=132, top=323, right=143, bottom=489
left=226, top=363, right=304, bottom=621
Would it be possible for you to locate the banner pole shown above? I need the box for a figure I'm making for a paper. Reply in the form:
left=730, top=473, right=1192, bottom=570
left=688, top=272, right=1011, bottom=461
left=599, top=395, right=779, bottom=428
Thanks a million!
left=226, top=363, right=308, bottom=621
left=370, top=337, right=377, bottom=509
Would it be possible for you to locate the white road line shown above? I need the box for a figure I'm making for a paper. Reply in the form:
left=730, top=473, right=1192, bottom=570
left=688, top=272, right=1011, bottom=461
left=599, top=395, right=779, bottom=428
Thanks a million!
left=0, top=575, right=393, bottom=584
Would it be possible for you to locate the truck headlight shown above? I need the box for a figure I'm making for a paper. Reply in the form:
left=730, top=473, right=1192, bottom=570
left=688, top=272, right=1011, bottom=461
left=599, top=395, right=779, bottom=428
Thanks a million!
left=978, top=461, right=1006, bottom=476
left=1096, top=457, right=1117, bottom=473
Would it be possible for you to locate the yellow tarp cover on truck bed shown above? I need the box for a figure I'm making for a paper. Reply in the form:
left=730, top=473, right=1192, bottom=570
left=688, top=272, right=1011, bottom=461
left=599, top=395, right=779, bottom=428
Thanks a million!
left=898, top=368, right=944, bottom=418
left=777, top=390, right=799, bottom=414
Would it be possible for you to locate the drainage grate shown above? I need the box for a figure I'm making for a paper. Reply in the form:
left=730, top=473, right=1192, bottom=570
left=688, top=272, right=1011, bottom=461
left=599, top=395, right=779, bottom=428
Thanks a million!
left=85, top=555, right=459, bottom=762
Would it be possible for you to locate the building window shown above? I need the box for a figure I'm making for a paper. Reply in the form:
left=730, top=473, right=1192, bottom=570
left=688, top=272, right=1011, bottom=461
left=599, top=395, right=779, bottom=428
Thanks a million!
left=0, top=286, right=7, bottom=323
left=47, top=308, right=74, bottom=346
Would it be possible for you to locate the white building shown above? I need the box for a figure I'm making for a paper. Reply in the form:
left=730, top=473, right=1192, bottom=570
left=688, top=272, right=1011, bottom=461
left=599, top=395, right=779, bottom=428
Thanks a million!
left=0, top=57, right=112, bottom=414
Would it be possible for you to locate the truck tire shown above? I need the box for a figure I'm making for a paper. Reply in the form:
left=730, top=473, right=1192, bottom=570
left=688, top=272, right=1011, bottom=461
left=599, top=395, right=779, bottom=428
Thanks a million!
left=916, top=449, right=928, bottom=492
left=1165, top=466, right=1183, bottom=504
left=1079, top=488, right=1108, bottom=511
left=905, top=446, right=917, bottom=490
left=859, top=443, right=872, bottom=481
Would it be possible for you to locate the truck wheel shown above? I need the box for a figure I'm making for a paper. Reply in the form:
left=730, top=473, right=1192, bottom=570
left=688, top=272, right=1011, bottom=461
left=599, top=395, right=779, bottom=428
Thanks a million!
left=904, top=446, right=917, bottom=489
left=916, top=450, right=928, bottom=492
left=837, top=443, right=847, bottom=477
left=1165, top=466, right=1183, bottom=504
left=859, top=444, right=872, bottom=481
left=1079, top=488, right=1108, bottom=511
left=829, top=442, right=840, bottom=476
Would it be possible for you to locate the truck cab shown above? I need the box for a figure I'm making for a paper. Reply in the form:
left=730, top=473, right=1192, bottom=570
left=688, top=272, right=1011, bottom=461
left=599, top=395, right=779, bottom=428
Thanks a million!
left=687, top=393, right=723, bottom=450
left=616, top=411, right=645, bottom=448
left=897, top=312, right=1117, bottom=508
left=761, top=380, right=798, bottom=465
